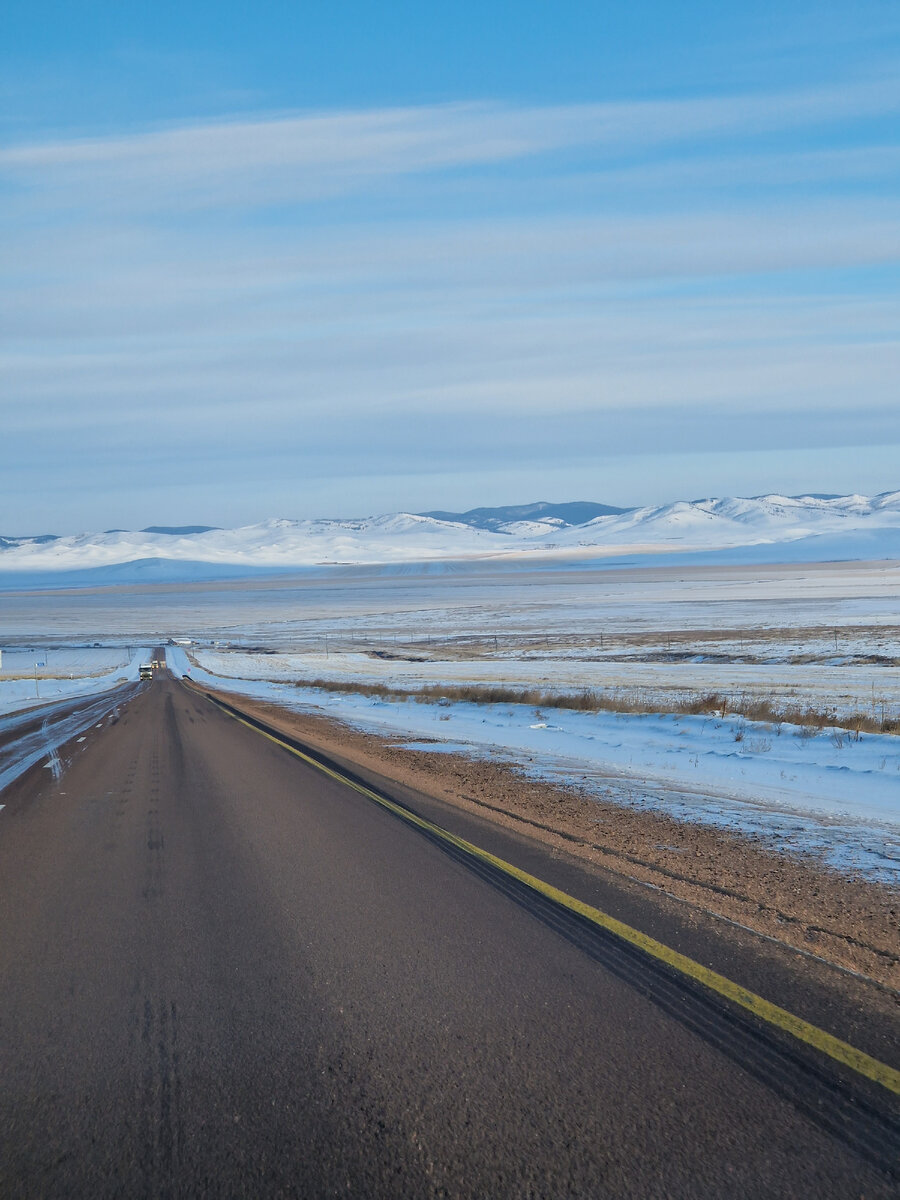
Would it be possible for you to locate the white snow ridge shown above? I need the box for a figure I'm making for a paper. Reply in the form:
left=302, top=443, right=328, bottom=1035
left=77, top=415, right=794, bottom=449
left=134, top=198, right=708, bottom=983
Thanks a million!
left=1, top=491, right=899, bottom=583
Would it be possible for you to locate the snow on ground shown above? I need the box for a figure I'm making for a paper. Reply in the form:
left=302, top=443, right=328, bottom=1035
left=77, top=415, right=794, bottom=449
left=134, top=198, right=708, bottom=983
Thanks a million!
left=1, top=557, right=897, bottom=644
left=0, top=646, right=132, bottom=679
left=193, top=648, right=900, bottom=722
left=0, top=648, right=151, bottom=717
left=157, top=556, right=898, bottom=729
left=168, top=648, right=900, bottom=884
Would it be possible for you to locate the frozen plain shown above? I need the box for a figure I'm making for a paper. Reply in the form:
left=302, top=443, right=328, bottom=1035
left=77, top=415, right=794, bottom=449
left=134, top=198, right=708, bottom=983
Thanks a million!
left=2, top=546, right=898, bottom=883
left=154, top=553, right=898, bottom=885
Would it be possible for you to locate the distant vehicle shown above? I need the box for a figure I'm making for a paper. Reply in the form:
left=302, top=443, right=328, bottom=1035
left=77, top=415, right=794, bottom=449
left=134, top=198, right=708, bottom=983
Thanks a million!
left=139, top=664, right=153, bottom=680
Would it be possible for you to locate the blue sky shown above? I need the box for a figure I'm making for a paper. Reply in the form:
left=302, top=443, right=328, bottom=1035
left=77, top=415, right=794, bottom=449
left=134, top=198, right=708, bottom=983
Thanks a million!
left=2, top=1, right=899, bottom=530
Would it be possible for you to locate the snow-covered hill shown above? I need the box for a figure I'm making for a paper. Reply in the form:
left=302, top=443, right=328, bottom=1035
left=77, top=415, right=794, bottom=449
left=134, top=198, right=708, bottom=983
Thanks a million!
left=553, top=492, right=900, bottom=551
left=2, top=492, right=899, bottom=584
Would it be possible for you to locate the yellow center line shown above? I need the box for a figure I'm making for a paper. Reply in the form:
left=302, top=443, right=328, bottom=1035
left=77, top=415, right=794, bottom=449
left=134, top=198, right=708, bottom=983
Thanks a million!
left=207, top=691, right=900, bottom=1098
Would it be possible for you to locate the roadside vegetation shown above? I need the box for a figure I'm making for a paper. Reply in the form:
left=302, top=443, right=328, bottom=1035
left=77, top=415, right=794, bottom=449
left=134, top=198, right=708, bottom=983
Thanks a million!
left=295, top=678, right=899, bottom=737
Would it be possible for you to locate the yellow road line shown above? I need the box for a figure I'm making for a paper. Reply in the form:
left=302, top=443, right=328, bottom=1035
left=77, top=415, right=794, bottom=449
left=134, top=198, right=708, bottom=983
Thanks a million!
left=209, top=692, right=900, bottom=1097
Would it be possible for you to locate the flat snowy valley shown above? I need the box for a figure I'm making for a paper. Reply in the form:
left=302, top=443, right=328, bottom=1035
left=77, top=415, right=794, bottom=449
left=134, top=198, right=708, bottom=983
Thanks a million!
left=2, top=494, right=898, bottom=884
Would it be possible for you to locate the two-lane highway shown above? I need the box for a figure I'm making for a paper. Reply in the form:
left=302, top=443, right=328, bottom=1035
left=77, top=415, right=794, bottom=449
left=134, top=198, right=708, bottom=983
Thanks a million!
left=0, top=666, right=897, bottom=1197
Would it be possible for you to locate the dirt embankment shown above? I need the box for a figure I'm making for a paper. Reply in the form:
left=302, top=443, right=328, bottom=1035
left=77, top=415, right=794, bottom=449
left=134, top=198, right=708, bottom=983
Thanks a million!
left=209, top=687, right=899, bottom=992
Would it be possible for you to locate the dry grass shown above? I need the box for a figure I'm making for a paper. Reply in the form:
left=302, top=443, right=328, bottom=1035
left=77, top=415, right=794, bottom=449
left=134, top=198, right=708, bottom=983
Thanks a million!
left=296, top=677, right=899, bottom=736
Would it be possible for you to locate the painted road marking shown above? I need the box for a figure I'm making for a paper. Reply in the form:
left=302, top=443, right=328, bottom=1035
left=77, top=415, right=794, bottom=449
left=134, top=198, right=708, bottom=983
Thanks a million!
left=206, top=691, right=900, bottom=1098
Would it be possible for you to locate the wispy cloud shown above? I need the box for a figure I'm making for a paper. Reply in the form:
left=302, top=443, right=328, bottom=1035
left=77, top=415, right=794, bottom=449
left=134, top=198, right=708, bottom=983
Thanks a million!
left=2, top=80, right=899, bottom=523
left=5, top=201, right=900, bottom=343
left=3, top=77, right=899, bottom=211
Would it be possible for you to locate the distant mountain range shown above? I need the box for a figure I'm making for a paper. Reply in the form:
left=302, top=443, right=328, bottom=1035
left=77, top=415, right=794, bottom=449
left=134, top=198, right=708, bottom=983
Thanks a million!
left=1, top=492, right=898, bottom=586
left=419, top=501, right=629, bottom=531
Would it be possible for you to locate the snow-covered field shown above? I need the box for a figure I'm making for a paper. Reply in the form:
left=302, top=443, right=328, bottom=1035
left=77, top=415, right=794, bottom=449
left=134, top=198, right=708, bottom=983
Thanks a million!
left=168, top=644, right=900, bottom=884
left=0, top=646, right=133, bottom=679
left=192, top=648, right=900, bottom=722
left=0, top=648, right=151, bottom=716
left=2, top=539, right=896, bottom=883
left=177, top=556, right=900, bottom=724
left=1, top=553, right=897, bottom=645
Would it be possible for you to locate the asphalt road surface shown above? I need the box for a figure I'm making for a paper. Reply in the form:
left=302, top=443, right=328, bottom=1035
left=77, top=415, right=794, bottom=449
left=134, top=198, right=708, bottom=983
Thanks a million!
left=0, top=664, right=897, bottom=1198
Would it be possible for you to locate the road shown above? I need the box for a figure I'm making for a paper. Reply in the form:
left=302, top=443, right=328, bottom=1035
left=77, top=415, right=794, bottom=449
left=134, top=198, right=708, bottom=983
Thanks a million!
left=0, top=661, right=897, bottom=1197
